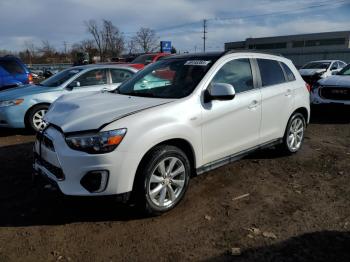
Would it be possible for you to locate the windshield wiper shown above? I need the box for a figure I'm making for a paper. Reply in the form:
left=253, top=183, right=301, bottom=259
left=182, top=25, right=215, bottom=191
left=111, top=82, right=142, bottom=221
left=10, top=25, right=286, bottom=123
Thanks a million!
left=122, top=92, right=155, bottom=98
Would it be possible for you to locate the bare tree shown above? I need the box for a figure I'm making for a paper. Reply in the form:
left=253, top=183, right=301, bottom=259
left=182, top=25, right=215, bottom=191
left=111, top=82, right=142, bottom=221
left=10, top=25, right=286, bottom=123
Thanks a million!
left=133, top=27, right=159, bottom=53
left=24, top=41, right=36, bottom=58
left=85, top=19, right=124, bottom=61
left=101, top=20, right=124, bottom=58
left=85, top=20, right=103, bottom=60
left=38, top=40, right=56, bottom=57
left=126, top=38, right=137, bottom=54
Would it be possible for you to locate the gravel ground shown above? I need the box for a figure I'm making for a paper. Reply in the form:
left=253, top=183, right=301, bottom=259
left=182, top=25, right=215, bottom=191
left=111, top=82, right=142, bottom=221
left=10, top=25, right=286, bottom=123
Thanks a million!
left=0, top=105, right=349, bottom=262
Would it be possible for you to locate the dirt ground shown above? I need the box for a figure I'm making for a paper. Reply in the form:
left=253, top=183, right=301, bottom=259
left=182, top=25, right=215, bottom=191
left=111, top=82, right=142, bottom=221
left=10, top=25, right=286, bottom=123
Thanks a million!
left=0, top=105, right=349, bottom=262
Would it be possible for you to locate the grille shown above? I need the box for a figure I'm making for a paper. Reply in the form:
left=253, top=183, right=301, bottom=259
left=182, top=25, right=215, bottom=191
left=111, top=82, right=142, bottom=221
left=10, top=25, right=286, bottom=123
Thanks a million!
left=34, top=152, right=65, bottom=180
left=319, top=86, right=350, bottom=101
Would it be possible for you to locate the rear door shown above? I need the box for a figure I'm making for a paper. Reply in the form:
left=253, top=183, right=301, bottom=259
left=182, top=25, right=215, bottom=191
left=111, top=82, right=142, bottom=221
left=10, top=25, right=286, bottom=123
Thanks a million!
left=69, top=68, right=109, bottom=93
left=256, top=58, right=295, bottom=144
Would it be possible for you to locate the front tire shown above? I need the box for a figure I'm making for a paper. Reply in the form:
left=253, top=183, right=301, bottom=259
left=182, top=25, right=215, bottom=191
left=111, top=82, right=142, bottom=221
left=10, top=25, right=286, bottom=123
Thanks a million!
left=136, top=145, right=191, bottom=215
left=27, top=104, right=49, bottom=132
left=280, top=112, right=306, bottom=154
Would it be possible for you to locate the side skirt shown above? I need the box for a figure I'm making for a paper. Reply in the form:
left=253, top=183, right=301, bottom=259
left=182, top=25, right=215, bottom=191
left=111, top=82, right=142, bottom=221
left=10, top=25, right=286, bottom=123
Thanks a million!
left=196, top=138, right=283, bottom=175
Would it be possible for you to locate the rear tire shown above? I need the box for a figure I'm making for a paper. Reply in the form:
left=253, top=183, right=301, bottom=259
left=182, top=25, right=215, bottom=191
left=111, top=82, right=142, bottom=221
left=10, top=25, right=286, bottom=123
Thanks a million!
left=279, top=112, right=306, bottom=154
left=134, top=145, right=191, bottom=216
left=27, top=104, right=49, bottom=132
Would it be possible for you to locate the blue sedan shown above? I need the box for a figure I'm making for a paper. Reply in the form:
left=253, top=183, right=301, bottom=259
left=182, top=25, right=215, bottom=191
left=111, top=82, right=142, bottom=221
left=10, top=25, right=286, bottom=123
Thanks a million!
left=0, top=64, right=137, bottom=131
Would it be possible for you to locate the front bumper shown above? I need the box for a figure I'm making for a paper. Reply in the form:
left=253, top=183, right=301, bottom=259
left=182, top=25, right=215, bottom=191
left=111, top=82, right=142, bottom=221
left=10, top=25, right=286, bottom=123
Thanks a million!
left=33, top=126, right=139, bottom=196
left=0, top=105, right=26, bottom=128
left=311, top=87, right=350, bottom=105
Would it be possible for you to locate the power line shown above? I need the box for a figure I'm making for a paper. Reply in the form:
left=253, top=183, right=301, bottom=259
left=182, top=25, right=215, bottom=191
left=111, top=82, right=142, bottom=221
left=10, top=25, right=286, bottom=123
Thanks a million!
left=212, top=0, right=347, bottom=22
left=152, top=0, right=347, bottom=35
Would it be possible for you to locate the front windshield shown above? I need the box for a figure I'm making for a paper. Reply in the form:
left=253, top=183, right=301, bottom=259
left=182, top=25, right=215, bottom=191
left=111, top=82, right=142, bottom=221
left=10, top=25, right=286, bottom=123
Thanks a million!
left=40, top=68, right=83, bottom=87
left=132, top=54, right=156, bottom=64
left=117, top=58, right=216, bottom=99
left=302, top=62, right=330, bottom=69
left=338, top=64, right=350, bottom=75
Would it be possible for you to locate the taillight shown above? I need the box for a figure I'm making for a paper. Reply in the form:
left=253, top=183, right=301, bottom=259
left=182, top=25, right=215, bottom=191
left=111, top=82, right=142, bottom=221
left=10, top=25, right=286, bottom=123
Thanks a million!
left=28, top=73, right=33, bottom=84
left=305, top=82, right=311, bottom=92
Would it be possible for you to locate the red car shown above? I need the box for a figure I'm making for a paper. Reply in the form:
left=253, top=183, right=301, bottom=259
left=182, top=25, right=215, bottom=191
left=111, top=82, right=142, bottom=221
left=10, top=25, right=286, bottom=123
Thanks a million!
left=126, top=53, right=171, bottom=70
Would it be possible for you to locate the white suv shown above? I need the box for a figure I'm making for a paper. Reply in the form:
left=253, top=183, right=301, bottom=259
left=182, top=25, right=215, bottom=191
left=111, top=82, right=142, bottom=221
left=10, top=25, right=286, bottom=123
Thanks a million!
left=33, top=52, right=310, bottom=214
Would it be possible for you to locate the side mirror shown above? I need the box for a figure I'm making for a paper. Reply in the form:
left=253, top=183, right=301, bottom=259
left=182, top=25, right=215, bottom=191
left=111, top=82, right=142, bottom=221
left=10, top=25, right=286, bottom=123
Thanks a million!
left=66, top=81, right=80, bottom=90
left=205, top=83, right=236, bottom=103
left=330, top=66, right=338, bottom=71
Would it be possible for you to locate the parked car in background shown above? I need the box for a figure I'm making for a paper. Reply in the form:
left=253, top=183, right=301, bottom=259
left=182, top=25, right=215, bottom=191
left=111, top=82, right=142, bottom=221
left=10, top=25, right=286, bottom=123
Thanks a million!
left=311, top=63, right=350, bottom=105
left=126, top=53, right=171, bottom=70
left=0, top=65, right=137, bottom=131
left=0, top=55, right=33, bottom=90
left=34, top=51, right=310, bottom=215
left=299, top=60, right=346, bottom=85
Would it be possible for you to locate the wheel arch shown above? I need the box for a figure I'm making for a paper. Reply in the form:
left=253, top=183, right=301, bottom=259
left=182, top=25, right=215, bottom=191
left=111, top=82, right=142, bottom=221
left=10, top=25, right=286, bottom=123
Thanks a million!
left=283, top=107, right=308, bottom=138
left=137, top=138, right=196, bottom=177
left=24, top=102, right=51, bottom=127
left=130, top=138, right=197, bottom=200
left=293, top=107, right=309, bottom=125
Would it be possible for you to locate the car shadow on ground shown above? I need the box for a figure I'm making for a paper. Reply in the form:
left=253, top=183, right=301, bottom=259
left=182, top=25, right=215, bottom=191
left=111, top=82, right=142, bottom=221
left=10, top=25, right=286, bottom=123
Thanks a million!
left=206, top=230, right=350, bottom=262
left=0, top=127, right=33, bottom=137
left=310, top=105, right=350, bottom=124
left=0, top=142, right=146, bottom=227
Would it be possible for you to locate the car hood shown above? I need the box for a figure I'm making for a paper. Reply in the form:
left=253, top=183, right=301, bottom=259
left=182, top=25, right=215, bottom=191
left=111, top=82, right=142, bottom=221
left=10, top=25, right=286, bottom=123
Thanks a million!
left=0, top=84, right=58, bottom=100
left=299, top=68, right=326, bottom=76
left=318, top=75, right=350, bottom=87
left=44, top=91, right=174, bottom=133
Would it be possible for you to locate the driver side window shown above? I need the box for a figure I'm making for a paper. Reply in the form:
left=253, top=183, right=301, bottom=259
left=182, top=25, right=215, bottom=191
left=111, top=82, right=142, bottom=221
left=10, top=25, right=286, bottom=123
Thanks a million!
left=75, top=69, right=108, bottom=87
left=211, top=59, right=254, bottom=94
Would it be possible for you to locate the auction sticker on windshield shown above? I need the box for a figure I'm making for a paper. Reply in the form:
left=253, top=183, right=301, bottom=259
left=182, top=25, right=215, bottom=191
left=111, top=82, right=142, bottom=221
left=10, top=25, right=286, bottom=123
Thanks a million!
left=184, top=60, right=211, bottom=66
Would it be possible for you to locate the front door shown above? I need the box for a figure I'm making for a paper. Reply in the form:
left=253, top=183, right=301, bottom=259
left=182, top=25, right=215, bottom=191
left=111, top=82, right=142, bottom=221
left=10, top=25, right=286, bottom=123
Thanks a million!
left=201, top=58, right=262, bottom=165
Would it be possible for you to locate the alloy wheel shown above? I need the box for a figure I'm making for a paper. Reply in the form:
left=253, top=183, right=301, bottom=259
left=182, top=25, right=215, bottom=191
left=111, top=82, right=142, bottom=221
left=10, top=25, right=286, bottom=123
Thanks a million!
left=32, top=109, right=47, bottom=131
left=287, top=117, right=304, bottom=151
left=147, top=157, right=186, bottom=208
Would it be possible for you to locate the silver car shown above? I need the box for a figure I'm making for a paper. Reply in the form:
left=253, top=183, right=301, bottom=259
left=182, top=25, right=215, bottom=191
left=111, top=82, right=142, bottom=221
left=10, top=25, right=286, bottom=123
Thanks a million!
left=0, top=64, right=137, bottom=131
left=311, top=64, right=350, bottom=105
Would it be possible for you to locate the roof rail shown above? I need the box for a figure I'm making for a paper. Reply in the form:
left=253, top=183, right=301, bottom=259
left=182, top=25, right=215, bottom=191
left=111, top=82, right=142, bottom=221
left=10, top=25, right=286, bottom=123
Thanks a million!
left=224, top=49, right=284, bottom=57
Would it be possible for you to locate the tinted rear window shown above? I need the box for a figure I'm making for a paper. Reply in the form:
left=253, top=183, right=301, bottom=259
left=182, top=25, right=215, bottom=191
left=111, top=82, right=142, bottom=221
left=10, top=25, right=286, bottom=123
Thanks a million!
left=257, top=59, right=286, bottom=87
left=281, top=62, right=296, bottom=81
left=0, top=60, right=25, bottom=74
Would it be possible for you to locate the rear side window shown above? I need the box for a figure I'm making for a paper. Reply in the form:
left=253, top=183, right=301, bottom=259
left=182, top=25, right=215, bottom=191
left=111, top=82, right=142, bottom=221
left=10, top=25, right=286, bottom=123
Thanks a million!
left=211, top=58, right=254, bottom=94
left=281, top=62, right=296, bottom=82
left=110, top=69, right=134, bottom=83
left=75, top=69, right=108, bottom=87
left=0, top=60, right=25, bottom=74
left=257, top=59, right=285, bottom=87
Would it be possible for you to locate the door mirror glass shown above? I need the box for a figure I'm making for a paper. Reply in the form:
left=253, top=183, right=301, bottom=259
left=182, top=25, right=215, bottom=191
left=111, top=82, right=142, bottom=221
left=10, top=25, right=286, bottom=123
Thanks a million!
left=206, top=83, right=236, bottom=102
left=67, top=80, right=80, bottom=90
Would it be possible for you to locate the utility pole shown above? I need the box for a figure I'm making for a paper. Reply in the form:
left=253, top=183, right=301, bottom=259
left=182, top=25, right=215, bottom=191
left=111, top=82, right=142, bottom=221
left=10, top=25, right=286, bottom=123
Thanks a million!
left=202, top=19, right=207, bottom=53
left=63, top=41, right=68, bottom=54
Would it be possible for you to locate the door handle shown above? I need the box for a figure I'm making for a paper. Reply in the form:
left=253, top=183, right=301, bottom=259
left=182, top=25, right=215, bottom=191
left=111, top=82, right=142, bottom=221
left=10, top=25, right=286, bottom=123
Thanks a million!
left=285, top=89, right=292, bottom=97
left=248, top=100, right=258, bottom=109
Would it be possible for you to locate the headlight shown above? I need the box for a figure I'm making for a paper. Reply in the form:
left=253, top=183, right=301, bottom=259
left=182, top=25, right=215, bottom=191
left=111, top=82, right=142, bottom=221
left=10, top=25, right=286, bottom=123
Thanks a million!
left=66, top=128, right=127, bottom=154
left=0, top=99, right=24, bottom=108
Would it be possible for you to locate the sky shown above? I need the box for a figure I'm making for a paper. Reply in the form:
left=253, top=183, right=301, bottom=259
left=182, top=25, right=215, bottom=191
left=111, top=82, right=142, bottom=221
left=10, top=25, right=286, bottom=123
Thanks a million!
left=0, top=0, right=350, bottom=53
